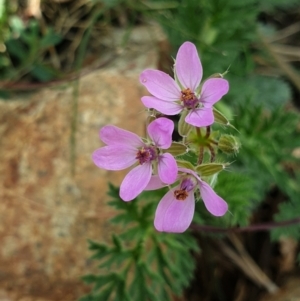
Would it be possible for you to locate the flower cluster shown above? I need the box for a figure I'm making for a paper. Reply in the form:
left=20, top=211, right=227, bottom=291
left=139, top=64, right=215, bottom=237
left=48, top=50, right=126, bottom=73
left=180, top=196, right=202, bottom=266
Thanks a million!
left=92, top=41, right=237, bottom=233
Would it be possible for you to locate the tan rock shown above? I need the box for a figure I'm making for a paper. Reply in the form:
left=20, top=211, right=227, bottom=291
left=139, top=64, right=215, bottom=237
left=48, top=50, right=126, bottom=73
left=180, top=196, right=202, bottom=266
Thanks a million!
left=0, top=26, right=163, bottom=300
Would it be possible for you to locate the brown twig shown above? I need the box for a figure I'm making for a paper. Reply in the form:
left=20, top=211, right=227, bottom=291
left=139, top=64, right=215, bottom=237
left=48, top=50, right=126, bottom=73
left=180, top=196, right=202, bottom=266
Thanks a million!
left=0, top=52, right=116, bottom=91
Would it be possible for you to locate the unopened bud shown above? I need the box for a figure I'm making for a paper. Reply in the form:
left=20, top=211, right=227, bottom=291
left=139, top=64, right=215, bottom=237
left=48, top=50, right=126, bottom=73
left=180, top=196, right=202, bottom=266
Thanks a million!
left=178, top=109, right=192, bottom=137
left=208, top=69, right=229, bottom=79
left=208, top=73, right=223, bottom=79
left=195, top=163, right=227, bottom=176
left=167, top=142, right=187, bottom=156
left=177, top=160, right=194, bottom=170
left=213, top=107, right=230, bottom=126
left=218, top=135, right=240, bottom=155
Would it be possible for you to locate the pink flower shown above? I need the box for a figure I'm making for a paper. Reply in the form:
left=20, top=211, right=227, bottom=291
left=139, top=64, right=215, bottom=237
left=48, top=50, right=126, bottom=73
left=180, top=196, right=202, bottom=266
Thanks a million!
left=139, top=41, right=229, bottom=127
left=146, top=168, right=228, bottom=233
left=92, top=118, right=178, bottom=202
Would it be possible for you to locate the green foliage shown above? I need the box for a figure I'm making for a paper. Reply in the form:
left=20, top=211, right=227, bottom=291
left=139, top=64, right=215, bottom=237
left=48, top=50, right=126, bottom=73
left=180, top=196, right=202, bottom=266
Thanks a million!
left=1, top=18, right=62, bottom=82
left=222, top=100, right=300, bottom=239
left=234, top=103, right=299, bottom=196
left=0, top=2, right=115, bottom=85
left=229, top=75, right=291, bottom=110
left=216, top=172, right=260, bottom=226
left=150, top=0, right=257, bottom=74
left=80, top=184, right=199, bottom=301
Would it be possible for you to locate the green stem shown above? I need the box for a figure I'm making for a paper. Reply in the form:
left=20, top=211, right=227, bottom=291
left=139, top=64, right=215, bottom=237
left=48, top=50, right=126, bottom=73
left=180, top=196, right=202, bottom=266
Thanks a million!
left=205, top=126, right=211, bottom=138
left=197, top=146, right=204, bottom=165
left=196, top=127, right=202, bottom=138
left=208, top=145, right=215, bottom=162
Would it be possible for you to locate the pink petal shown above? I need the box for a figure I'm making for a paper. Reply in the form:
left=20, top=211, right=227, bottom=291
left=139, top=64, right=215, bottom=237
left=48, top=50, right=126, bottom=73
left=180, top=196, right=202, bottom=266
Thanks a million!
left=175, top=42, right=202, bottom=91
left=144, top=175, right=167, bottom=191
left=140, top=70, right=180, bottom=101
left=199, top=181, right=228, bottom=216
left=141, top=96, right=183, bottom=115
left=185, top=107, right=214, bottom=127
left=119, top=163, right=152, bottom=201
left=100, top=125, right=144, bottom=148
left=158, top=153, right=178, bottom=184
left=200, top=78, right=229, bottom=108
left=154, top=186, right=195, bottom=233
left=92, top=146, right=137, bottom=170
left=147, top=118, right=174, bottom=149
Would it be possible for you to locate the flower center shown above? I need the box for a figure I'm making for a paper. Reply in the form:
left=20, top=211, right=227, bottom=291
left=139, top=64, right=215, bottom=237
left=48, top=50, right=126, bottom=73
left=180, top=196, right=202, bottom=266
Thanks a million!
left=174, top=189, right=189, bottom=200
left=174, top=176, right=197, bottom=201
left=180, top=88, right=198, bottom=109
left=136, top=146, right=157, bottom=165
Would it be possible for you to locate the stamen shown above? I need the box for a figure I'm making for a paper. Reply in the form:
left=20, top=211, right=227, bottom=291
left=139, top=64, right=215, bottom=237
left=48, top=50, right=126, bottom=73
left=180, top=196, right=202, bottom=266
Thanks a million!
left=180, top=88, right=198, bottom=109
left=136, top=146, right=157, bottom=165
left=174, top=189, right=189, bottom=201
left=174, top=176, right=197, bottom=201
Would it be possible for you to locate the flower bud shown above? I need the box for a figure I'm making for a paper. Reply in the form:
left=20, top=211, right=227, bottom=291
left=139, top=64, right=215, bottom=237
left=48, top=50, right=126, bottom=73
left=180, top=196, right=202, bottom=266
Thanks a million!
left=213, top=108, right=238, bottom=131
left=208, top=69, right=229, bottom=79
left=178, top=109, right=192, bottom=137
left=218, top=135, right=240, bottom=155
left=208, top=73, right=223, bottom=79
left=195, top=163, right=227, bottom=176
left=166, top=142, right=187, bottom=156
left=177, top=160, right=194, bottom=170
left=213, top=107, right=230, bottom=126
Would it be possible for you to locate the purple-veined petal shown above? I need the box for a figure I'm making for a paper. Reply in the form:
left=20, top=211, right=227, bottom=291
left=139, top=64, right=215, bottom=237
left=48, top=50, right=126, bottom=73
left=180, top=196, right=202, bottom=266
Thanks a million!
left=120, top=163, right=152, bottom=201
left=144, top=175, right=168, bottom=191
left=140, top=70, right=180, bottom=101
left=100, top=125, right=144, bottom=148
left=141, top=96, right=183, bottom=115
left=158, top=153, right=178, bottom=184
left=175, top=42, right=202, bottom=91
left=200, top=78, right=229, bottom=108
left=92, top=145, right=137, bottom=170
left=154, top=186, right=195, bottom=233
left=185, top=107, right=214, bottom=127
left=147, top=118, right=174, bottom=148
left=199, top=181, right=228, bottom=216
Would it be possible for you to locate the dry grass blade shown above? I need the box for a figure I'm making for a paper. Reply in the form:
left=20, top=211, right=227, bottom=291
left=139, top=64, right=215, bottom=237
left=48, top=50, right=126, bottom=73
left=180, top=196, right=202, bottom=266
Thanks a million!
left=217, top=234, right=279, bottom=294
left=267, top=21, right=300, bottom=43
left=259, top=31, right=300, bottom=92
left=272, top=44, right=300, bottom=58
